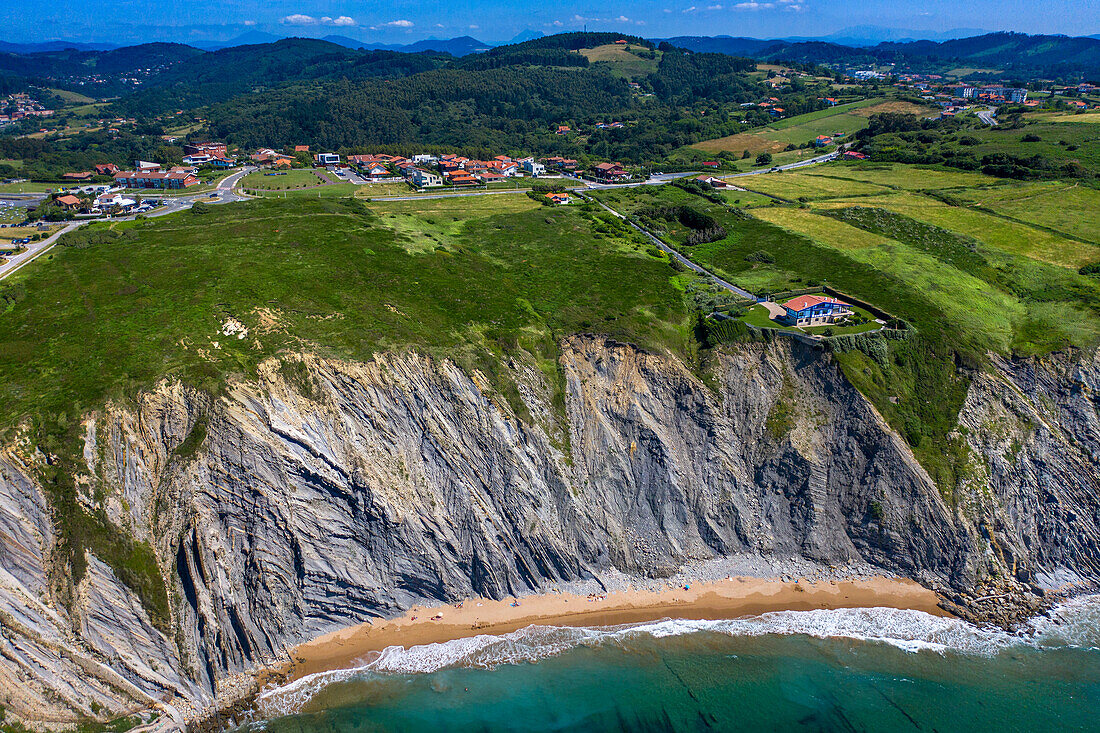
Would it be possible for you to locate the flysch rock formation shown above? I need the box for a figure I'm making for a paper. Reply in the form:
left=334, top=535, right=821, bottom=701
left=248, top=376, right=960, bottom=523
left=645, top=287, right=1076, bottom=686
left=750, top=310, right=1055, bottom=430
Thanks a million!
left=0, top=336, right=1097, bottom=727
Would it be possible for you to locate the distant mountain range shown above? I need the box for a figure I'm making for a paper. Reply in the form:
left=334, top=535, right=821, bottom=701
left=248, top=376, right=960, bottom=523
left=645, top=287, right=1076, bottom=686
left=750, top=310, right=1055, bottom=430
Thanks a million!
left=0, top=40, right=119, bottom=53
left=802, top=26, right=991, bottom=46
left=660, top=31, right=1100, bottom=75
left=7, top=28, right=1098, bottom=62
left=2, top=29, right=1097, bottom=104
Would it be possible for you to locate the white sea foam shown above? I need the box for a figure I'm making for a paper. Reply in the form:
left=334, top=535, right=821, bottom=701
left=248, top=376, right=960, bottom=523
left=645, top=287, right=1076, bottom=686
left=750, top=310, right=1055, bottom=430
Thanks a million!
left=256, top=595, right=1100, bottom=717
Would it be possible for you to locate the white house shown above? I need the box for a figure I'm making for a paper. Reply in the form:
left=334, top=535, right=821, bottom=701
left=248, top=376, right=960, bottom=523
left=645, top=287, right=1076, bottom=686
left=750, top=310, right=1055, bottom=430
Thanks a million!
left=314, top=152, right=340, bottom=166
left=521, top=159, right=546, bottom=176
left=412, top=154, right=439, bottom=165
left=408, top=168, right=443, bottom=187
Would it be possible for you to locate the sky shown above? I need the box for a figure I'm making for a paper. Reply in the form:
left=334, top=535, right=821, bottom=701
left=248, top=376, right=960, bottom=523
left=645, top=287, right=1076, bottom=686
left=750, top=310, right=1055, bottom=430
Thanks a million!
left=4, top=0, right=1097, bottom=46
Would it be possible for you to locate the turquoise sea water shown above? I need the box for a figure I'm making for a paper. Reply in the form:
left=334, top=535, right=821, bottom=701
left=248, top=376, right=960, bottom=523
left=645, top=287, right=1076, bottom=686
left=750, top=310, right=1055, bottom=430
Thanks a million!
left=246, top=599, right=1100, bottom=733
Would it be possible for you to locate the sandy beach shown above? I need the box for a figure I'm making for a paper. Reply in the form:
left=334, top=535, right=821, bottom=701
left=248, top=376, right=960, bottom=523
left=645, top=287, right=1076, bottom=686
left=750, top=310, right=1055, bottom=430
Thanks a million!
left=275, top=575, right=946, bottom=684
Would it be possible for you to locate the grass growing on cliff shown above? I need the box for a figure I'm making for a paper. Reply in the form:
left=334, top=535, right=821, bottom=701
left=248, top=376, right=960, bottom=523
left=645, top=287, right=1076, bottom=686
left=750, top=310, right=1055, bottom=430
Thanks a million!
left=0, top=195, right=693, bottom=620
left=593, top=176, right=1100, bottom=495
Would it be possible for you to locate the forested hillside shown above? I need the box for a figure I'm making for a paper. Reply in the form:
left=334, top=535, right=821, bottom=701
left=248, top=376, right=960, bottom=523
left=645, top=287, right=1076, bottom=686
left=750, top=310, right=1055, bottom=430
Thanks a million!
left=199, top=48, right=778, bottom=162
left=113, top=39, right=447, bottom=115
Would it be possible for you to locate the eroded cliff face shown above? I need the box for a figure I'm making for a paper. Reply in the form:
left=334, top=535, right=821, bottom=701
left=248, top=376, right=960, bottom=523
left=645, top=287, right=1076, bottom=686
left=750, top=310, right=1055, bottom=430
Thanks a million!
left=1, top=336, right=1098, bottom=725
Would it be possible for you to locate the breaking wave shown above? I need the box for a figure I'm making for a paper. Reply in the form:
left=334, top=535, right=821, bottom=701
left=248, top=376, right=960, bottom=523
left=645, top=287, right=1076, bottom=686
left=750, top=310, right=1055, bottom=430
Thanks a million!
left=257, top=595, right=1100, bottom=717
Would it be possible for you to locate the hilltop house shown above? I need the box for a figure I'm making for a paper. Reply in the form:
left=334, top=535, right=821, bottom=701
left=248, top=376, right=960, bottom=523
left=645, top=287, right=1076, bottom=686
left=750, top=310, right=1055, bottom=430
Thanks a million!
left=94, top=163, right=119, bottom=176
left=314, top=152, right=340, bottom=167
left=814, top=135, right=833, bottom=147
left=778, top=294, right=853, bottom=327
left=545, top=192, right=572, bottom=204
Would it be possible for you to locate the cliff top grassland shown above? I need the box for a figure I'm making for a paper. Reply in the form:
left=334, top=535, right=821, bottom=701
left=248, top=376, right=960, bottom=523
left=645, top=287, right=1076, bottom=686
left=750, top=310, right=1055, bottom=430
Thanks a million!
left=592, top=166, right=1100, bottom=492
left=0, top=196, right=696, bottom=444
left=0, top=194, right=695, bottom=621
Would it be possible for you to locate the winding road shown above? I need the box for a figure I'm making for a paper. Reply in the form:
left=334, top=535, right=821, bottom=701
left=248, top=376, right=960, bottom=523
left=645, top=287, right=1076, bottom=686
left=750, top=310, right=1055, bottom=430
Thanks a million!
left=0, top=150, right=840, bottom=284
left=0, top=168, right=256, bottom=281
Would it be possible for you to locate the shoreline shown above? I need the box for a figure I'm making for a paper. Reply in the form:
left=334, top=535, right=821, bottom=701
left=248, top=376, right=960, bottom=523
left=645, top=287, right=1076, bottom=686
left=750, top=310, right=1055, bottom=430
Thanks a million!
left=270, top=575, right=946, bottom=686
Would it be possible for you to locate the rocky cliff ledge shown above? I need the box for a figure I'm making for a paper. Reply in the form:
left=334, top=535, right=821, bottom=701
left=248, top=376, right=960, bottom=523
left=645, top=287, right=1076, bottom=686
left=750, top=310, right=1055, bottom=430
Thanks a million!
left=1, top=337, right=1097, bottom=725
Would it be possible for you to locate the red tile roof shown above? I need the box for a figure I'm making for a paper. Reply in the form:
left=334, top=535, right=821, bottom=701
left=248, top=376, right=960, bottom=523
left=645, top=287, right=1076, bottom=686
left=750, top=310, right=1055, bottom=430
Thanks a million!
left=782, top=294, right=849, bottom=313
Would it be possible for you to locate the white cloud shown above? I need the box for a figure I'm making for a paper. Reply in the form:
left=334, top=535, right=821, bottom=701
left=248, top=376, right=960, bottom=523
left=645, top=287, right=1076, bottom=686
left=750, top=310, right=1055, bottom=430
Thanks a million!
left=615, top=15, right=630, bottom=22
left=734, top=1, right=774, bottom=8
left=784, top=3, right=803, bottom=10
left=683, top=5, right=698, bottom=12
left=281, top=13, right=356, bottom=26
left=552, top=20, right=564, bottom=26
left=242, top=20, right=256, bottom=26
left=707, top=4, right=724, bottom=9
left=469, top=24, right=479, bottom=29
left=281, top=13, right=317, bottom=25
left=370, top=19, right=414, bottom=29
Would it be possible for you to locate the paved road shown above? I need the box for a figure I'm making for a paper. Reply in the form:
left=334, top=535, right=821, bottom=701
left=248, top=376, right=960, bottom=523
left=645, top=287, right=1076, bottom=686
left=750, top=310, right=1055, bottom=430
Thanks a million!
left=581, top=193, right=758, bottom=301
left=147, top=166, right=254, bottom=217
left=0, top=152, right=840, bottom=283
left=0, top=168, right=257, bottom=280
left=0, top=220, right=85, bottom=281
left=977, top=107, right=998, bottom=126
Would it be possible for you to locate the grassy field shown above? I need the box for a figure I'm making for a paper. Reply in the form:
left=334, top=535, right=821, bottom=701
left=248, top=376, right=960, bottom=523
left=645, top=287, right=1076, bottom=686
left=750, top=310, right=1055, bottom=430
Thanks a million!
left=2, top=224, right=60, bottom=240
left=0, top=196, right=693, bottom=441
left=692, top=99, right=893, bottom=155
left=351, top=181, right=416, bottom=198
left=1025, top=112, right=1100, bottom=124
left=241, top=169, right=325, bottom=190
left=817, top=163, right=997, bottom=190
left=813, top=191, right=1100, bottom=269
left=949, top=181, right=1100, bottom=245
left=750, top=206, right=891, bottom=249
left=954, top=122, right=1100, bottom=171
left=591, top=175, right=1100, bottom=492
left=733, top=172, right=891, bottom=201
left=46, top=88, right=97, bottom=104
left=578, top=44, right=661, bottom=80
left=717, top=189, right=779, bottom=207
left=0, top=181, right=58, bottom=193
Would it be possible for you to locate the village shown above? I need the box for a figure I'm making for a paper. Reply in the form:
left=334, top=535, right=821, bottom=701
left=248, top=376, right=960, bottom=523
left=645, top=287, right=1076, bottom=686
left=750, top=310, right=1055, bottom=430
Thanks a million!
left=20, top=139, right=649, bottom=219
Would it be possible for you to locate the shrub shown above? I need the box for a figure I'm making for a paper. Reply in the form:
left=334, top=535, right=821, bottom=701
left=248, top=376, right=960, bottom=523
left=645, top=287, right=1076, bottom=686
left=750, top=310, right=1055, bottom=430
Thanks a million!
left=755, top=152, right=773, bottom=166
left=744, top=249, right=775, bottom=264
left=1079, top=262, right=1100, bottom=278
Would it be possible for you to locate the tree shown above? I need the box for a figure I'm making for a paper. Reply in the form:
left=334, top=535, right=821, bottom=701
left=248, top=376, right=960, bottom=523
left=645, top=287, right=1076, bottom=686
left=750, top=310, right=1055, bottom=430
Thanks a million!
left=755, top=151, right=773, bottom=166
